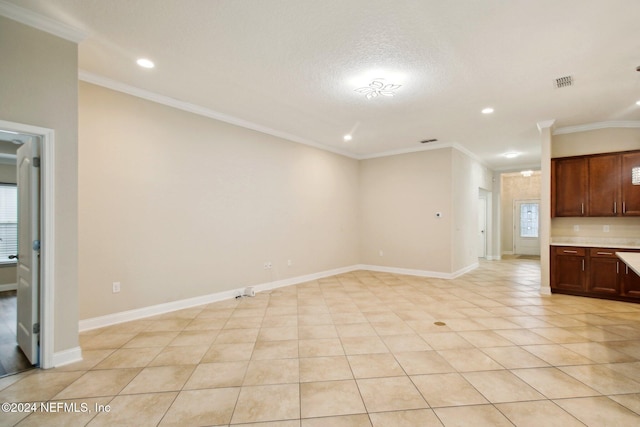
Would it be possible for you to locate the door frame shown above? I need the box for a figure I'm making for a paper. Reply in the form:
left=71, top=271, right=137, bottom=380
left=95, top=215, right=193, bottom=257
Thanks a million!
left=0, top=119, right=56, bottom=369
left=478, top=196, right=487, bottom=258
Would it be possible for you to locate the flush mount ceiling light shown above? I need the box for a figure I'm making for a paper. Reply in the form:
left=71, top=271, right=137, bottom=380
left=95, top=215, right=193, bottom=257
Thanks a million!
left=481, top=107, right=494, bottom=114
left=502, top=152, right=520, bottom=159
left=636, top=100, right=640, bottom=106
left=136, top=58, right=155, bottom=69
left=355, top=79, right=401, bottom=99
left=343, top=134, right=352, bottom=142
left=521, top=170, right=533, bottom=177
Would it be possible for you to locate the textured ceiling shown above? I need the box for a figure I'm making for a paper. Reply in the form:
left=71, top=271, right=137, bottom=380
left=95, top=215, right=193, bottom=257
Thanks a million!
left=5, top=0, right=640, bottom=169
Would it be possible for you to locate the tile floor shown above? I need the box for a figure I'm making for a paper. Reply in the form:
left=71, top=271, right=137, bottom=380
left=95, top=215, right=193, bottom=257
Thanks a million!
left=2, top=258, right=640, bottom=426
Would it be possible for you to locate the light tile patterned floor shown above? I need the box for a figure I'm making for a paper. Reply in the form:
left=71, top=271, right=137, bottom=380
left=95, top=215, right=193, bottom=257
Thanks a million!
left=2, top=258, right=640, bottom=426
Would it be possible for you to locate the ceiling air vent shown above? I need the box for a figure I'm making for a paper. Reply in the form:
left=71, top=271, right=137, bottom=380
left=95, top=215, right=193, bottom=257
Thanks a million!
left=420, top=139, right=438, bottom=144
left=555, top=75, right=573, bottom=88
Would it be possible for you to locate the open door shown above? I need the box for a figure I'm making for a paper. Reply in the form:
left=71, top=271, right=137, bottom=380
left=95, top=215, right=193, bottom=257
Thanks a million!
left=15, top=138, right=40, bottom=365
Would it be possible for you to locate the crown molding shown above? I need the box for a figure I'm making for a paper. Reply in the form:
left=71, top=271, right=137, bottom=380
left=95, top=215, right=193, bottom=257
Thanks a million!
left=359, top=141, right=488, bottom=168
left=537, top=119, right=556, bottom=132
left=79, top=70, right=359, bottom=160
left=0, top=0, right=86, bottom=43
left=553, top=121, right=640, bottom=135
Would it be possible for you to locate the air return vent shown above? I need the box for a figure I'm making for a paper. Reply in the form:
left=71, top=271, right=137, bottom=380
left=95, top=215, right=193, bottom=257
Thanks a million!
left=555, top=75, right=573, bottom=88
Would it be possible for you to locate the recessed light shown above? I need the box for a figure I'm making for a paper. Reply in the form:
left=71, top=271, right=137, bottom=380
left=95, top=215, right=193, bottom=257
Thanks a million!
left=503, top=152, right=520, bottom=159
left=636, top=100, right=640, bottom=106
left=481, top=107, right=494, bottom=114
left=343, top=134, right=352, bottom=142
left=136, top=58, right=155, bottom=69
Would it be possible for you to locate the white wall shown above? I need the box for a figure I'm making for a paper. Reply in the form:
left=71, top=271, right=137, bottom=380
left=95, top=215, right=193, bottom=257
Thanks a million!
left=0, top=16, right=79, bottom=354
left=79, top=82, right=360, bottom=319
left=451, top=149, right=493, bottom=271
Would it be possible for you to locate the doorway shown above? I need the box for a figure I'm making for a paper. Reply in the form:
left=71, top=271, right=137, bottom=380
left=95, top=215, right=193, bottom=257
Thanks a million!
left=514, top=199, right=541, bottom=256
left=0, top=119, right=55, bottom=371
left=0, top=130, right=40, bottom=376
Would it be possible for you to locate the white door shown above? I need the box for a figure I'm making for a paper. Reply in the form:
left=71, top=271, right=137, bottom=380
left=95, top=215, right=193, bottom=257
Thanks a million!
left=514, top=199, right=540, bottom=256
left=478, top=197, right=487, bottom=258
left=16, top=138, right=40, bottom=365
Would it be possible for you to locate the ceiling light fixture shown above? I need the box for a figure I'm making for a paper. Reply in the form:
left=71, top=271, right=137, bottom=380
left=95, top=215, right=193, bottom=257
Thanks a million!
left=503, top=152, right=520, bottom=159
left=481, top=107, right=494, bottom=114
left=136, top=58, right=155, bottom=69
left=343, top=134, right=352, bottom=142
left=636, top=100, right=640, bottom=106
left=355, top=79, right=401, bottom=99
left=521, top=170, right=533, bottom=177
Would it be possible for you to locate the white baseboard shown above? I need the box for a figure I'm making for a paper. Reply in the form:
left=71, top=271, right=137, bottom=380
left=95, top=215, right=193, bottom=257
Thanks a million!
left=0, top=283, right=17, bottom=292
left=79, top=265, right=361, bottom=332
left=52, top=346, right=83, bottom=368
left=539, top=286, right=552, bottom=295
left=78, top=263, right=483, bottom=332
left=502, top=251, right=514, bottom=255
left=358, top=263, right=478, bottom=280
left=485, top=255, right=502, bottom=261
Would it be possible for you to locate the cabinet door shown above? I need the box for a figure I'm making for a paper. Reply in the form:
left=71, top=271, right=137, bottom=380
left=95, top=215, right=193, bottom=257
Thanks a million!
left=553, top=158, right=587, bottom=217
left=552, top=248, right=586, bottom=292
left=588, top=256, right=619, bottom=295
left=621, top=263, right=640, bottom=298
left=588, top=154, right=620, bottom=216
left=622, top=152, right=640, bottom=216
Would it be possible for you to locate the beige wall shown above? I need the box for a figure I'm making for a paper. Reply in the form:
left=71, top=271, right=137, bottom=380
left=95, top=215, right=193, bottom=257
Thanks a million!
left=0, top=17, right=79, bottom=353
left=500, top=172, right=541, bottom=253
left=359, top=147, right=491, bottom=274
left=359, top=148, right=453, bottom=273
left=552, top=127, right=640, bottom=158
left=0, top=163, right=17, bottom=285
left=78, top=82, right=359, bottom=319
left=551, top=127, right=640, bottom=238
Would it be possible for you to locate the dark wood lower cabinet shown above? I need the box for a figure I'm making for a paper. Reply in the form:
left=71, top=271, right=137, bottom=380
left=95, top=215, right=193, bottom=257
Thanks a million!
left=551, top=246, right=640, bottom=302
left=621, top=263, right=640, bottom=298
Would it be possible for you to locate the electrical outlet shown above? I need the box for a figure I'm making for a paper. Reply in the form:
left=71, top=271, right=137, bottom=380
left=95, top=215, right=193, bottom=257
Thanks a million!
left=573, top=225, right=580, bottom=232
left=603, top=225, right=610, bottom=232
left=379, top=250, right=384, bottom=257
left=287, top=259, right=292, bottom=267
left=264, top=261, right=272, bottom=269
left=112, top=282, right=121, bottom=293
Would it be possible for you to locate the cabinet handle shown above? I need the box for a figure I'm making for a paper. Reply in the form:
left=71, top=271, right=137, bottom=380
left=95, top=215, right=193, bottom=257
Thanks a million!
left=582, top=259, right=585, bottom=271
left=623, top=201, right=626, bottom=213
left=617, top=261, right=619, bottom=274
left=563, top=250, right=578, bottom=254
left=581, top=203, right=584, bottom=215
left=614, top=201, right=617, bottom=214
left=597, top=251, right=613, bottom=255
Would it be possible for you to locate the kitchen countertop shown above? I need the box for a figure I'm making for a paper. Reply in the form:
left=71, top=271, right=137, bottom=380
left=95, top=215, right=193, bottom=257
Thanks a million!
left=616, top=252, right=640, bottom=275
left=550, top=237, right=640, bottom=250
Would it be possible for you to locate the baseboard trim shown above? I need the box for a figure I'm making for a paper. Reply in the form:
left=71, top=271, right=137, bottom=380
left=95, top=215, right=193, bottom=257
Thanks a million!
left=79, top=265, right=361, bottom=331
left=358, top=263, right=479, bottom=280
left=485, top=255, right=502, bottom=261
left=0, top=283, right=17, bottom=292
left=78, top=263, right=482, bottom=332
left=52, top=346, right=83, bottom=367
left=539, top=286, right=552, bottom=295
left=502, top=251, right=514, bottom=255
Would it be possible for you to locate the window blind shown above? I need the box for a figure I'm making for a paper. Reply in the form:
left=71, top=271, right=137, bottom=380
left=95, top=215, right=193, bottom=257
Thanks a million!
left=0, top=184, right=18, bottom=263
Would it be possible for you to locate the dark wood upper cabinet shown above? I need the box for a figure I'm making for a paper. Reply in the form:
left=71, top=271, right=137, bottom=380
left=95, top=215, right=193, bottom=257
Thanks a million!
left=552, top=157, right=587, bottom=217
left=552, top=150, right=640, bottom=217
left=588, top=154, right=621, bottom=216
left=621, top=152, right=640, bottom=216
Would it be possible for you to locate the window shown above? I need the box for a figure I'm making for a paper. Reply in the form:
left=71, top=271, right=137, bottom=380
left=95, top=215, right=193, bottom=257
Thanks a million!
left=0, top=184, right=17, bottom=264
left=519, top=202, right=539, bottom=238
